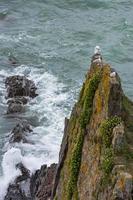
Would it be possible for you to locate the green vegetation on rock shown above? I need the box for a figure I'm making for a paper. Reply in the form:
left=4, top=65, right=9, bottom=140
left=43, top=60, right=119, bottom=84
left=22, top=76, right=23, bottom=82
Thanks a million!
left=100, top=116, right=122, bottom=147
left=80, top=72, right=101, bottom=129
left=67, top=72, right=102, bottom=200
left=67, top=130, right=84, bottom=200
left=100, top=116, right=122, bottom=185
left=101, top=147, right=114, bottom=175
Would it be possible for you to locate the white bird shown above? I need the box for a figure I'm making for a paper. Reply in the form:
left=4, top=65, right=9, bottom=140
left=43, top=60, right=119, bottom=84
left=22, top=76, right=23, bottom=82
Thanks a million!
left=94, top=46, right=101, bottom=55
left=110, top=71, right=116, bottom=78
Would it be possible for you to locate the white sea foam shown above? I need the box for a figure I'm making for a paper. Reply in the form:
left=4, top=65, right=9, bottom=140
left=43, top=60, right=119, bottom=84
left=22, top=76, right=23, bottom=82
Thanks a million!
left=0, top=64, right=70, bottom=199
left=0, top=148, right=22, bottom=200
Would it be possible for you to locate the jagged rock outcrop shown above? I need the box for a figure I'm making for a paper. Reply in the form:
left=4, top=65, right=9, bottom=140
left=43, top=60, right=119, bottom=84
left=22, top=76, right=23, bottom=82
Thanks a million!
left=30, top=163, right=57, bottom=200
left=4, top=163, right=57, bottom=200
left=4, top=163, right=31, bottom=200
left=5, top=75, right=38, bottom=98
left=52, top=59, right=133, bottom=200
left=5, top=75, right=38, bottom=114
left=9, top=120, right=33, bottom=143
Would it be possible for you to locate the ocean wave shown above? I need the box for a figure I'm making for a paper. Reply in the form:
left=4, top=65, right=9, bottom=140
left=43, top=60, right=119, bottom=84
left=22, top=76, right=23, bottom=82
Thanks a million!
left=0, top=63, right=69, bottom=199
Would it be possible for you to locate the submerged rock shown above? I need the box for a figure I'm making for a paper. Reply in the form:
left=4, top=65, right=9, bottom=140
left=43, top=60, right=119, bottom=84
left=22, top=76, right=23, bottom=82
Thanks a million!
left=8, top=55, right=19, bottom=66
left=10, top=120, right=33, bottom=143
left=5, top=75, right=38, bottom=99
left=0, top=9, right=8, bottom=20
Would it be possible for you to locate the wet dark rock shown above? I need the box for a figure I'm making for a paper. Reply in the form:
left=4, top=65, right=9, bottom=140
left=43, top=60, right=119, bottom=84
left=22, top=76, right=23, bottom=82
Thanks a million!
left=16, top=163, right=30, bottom=183
left=7, top=101, right=24, bottom=114
left=30, top=163, right=57, bottom=200
left=5, top=163, right=57, bottom=200
left=4, top=163, right=31, bottom=200
left=7, top=97, right=28, bottom=105
left=10, top=120, right=33, bottom=143
left=6, top=97, right=28, bottom=114
left=4, top=184, right=28, bottom=200
left=5, top=75, right=38, bottom=98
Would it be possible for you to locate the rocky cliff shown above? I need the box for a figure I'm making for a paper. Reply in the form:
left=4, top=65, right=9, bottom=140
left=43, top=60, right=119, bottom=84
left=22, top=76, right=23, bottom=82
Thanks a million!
left=4, top=54, right=133, bottom=200
left=52, top=56, right=133, bottom=200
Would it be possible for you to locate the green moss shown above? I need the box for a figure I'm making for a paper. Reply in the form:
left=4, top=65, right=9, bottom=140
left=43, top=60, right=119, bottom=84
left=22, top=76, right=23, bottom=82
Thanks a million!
left=100, top=117, right=122, bottom=186
left=100, top=116, right=122, bottom=147
left=79, top=82, right=85, bottom=105
left=73, top=187, right=79, bottom=200
left=101, top=147, right=114, bottom=175
left=80, top=72, right=101, bottom=129
left=66, top=72, right=102, bottom=200
left=67, top=130, right=84, bottom=200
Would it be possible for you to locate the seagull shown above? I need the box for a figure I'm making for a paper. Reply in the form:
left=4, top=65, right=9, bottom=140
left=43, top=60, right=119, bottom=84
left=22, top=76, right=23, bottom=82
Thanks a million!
left=94, top=46, right=101, bottom=54
left=110, top=71, right=116, bottom=78
left=91, top=45, right=102, bottom=64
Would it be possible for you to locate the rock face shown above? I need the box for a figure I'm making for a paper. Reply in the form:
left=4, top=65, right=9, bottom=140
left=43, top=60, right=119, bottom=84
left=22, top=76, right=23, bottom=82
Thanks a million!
left=52, top=60, right=133, bottom=200
left=30, top=163, right=57, bottom=200
left=4, top=184, right=28, bottom=200
left=4, top=163, right=57, bottom=200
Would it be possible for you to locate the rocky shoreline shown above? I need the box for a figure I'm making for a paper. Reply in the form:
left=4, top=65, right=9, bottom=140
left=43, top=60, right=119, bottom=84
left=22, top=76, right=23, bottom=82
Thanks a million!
left=3, top=72, right=57, bottom=199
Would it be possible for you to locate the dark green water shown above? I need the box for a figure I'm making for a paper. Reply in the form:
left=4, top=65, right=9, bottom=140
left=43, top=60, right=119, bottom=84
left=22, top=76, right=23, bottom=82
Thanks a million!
left=0, top=0, right=133, bottom=198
